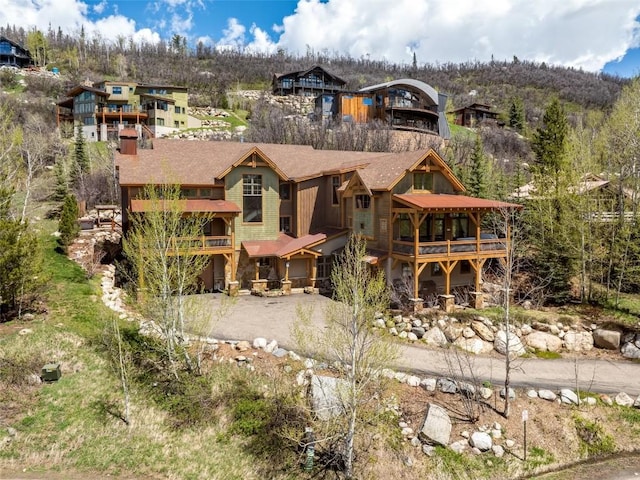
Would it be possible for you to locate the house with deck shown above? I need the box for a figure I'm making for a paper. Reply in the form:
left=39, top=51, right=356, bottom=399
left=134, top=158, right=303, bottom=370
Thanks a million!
left=315, top=79, right=451, bottom=139
left=0, top=35, right=32, bottom=68
left=56, top=81, right=190, bottom=141
left=116, top=134, right=519, bottom=310
left=272, top=65, right=346, bottom=96
left=451, top=103, right=500, bottom=128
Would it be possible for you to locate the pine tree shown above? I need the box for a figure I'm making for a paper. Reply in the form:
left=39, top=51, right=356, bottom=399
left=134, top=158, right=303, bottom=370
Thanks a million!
left=53, top=159, right=68, bottom=201
left=59, top=193, right=79, bottom=247
left=73, top=124, right=89, bottom=176
left=508, top=97, right=525, bottom=132
left=531, top=98, right=568, bottom=196
left=468, top=136, right=488, bottom=198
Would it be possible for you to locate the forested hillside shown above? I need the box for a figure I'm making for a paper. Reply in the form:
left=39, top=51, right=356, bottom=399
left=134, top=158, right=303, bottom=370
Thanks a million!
left=0, top=24, right=627, bottom=120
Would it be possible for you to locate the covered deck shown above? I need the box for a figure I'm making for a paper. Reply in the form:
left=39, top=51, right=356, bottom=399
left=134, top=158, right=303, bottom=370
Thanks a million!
left=130, top=198, right=241, bottom=292
left=391, top=193, right=521, bottom=300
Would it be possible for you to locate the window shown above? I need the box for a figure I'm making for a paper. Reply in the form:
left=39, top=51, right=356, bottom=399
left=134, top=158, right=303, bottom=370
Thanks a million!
left=451, top=213, right=469, bottom=239
left=279, top=216, right=291, bottom=233
left=355, top=194, right=370, bottom=209
left=112, top=86, right=122, bottom=95
left=332, top=176, right=340, bottom=205
left=199, top=188, right=212, bottom=198
left=279, top=182, right=291, bottom=201
left=243, top=174, right=262, bottom=223
left=413, top=172, right=433, bottom=191
left=174, top=121, right=179, bottom=128
left=317, top=256, right=333, bottom=279
left=175, top=106, right=181, bottom=114
left=181, top=188, right=197, bottom=198
left=156, top=118, right=165, bottom=126
left=433, top=214, right=445, bottom=241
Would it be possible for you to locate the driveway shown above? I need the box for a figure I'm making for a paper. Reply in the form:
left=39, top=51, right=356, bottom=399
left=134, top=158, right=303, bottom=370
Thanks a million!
left=194, top=293, right=640, bottom=396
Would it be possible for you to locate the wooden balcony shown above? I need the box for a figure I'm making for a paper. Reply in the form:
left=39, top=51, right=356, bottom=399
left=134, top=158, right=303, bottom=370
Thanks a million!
left=167, top=235, right=233, bottom=255
left=98, top=106, right=148, bottom=121
left=392, top=236, right=507, bottom=261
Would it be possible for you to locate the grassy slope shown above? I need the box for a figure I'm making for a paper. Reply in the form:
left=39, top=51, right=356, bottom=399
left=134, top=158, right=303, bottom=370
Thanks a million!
left=0, top=226, right=293, bottom=480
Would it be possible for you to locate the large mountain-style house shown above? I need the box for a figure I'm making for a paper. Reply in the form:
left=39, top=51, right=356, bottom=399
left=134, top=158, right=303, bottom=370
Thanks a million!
left=116, top=133, right=520, bottom=310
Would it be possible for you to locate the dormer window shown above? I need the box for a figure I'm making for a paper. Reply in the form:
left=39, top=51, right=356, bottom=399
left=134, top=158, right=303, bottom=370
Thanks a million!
left=355, top=194, right=370, bottom=209
left=413, top=172, right=433, bottom=191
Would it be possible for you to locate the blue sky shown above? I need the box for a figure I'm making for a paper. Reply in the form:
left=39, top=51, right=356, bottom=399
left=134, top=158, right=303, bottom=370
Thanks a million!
left=3, top=0, right=640, bottom=78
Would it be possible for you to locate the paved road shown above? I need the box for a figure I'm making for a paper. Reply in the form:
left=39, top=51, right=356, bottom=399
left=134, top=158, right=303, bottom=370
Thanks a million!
left=193, top=293, right=640, bottom=396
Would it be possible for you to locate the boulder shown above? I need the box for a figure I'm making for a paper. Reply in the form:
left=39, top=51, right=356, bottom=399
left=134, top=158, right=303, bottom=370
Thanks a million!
left=449, top=440, right=467, bottom=453
left=406, top=375, right=421, bottom=387
left=593, top=329, right=621, bottom=350
left=615, top=392, right=634, bottom=407
left=494, top=330, right=526, bottom=357
left=252, top=337, right=267, bottom=349
left=560, top=388, right=579, bottom=405
left=443, top=324, right=464, bottom=342
left=235, top=340, right=251, bottom=351
left=525, top=331, right=563, bottom=352
left=469, top=431, right=492, bottom=452
left=492, top=445, right=505, bottom=458
left=419, top=403, right=452, bottom=446
left=462, top=327, right=476, bottom=339
left=500, top=387, right=516, bottom=399
left=563, top=331, right=594, bottom=352
left=437, top=378, right=458, bottom=394
left=621, top=341, right=640, bottom=359
left=422, top=327, right=449, bottom=347
left=310, top=375, right=347, bottom=420
left=420, top=378, right=437, bottom=392
left=454, top=337, right=493, bottom=355
left=538, top=389, right=557, bottom=401
left=471, top=320, right=495, bottom=342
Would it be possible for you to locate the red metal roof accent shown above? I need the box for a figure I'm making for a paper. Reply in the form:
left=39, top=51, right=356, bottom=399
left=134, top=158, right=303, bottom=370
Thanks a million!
left=394, top=194, right=522, bottom=210
left=242, top=233, right=326, bottom=258
left=130, top=199, right=240, bottom=213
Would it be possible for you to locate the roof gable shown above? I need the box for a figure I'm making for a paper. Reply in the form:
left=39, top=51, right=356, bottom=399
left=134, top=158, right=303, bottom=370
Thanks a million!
left=217, top=146, right=288, bottom=180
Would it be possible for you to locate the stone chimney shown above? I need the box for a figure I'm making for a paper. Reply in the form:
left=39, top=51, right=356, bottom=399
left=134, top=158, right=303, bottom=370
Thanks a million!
left=119, top=128, right=139, bottom=155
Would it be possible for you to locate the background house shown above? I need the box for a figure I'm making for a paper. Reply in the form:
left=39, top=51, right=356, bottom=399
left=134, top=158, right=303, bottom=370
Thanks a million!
left=272, top=65, right=346, bottom=96
left=451, top=102, right=500, bottom=127
left=56, top=81, right=190, bottom=141
left=0, top=35, right=32, bottom=68
left=316, top=79, right=451, bottom=139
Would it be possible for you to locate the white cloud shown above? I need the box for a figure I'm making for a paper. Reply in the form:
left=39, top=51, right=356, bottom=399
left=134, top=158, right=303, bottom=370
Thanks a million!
left=245, top=24, right=277, bottom=54
left=274, top=0, right=640, bottom=72
left=93, top=0, right=108, bottom=14
left=0, top=0, right=161, bottom=46
left=216, top=17, right=246, bottom=50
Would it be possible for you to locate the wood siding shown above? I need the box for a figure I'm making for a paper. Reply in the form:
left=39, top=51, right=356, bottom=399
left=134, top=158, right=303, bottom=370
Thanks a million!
left=226, top=166, right=280, bottom=248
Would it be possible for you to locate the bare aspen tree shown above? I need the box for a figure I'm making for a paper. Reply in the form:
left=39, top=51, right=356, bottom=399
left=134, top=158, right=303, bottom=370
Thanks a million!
left=294, top=235, right=398, bottom=479
left=122, top=183, right=212, bottom=377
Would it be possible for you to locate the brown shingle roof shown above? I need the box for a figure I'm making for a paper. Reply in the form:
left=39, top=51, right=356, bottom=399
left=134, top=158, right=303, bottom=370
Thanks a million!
left=116, top=139, right=391, bottom=186
left=242, top=233, right=326, bottom=258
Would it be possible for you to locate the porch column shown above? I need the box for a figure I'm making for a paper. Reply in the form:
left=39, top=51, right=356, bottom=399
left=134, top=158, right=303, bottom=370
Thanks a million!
left=413, top=211, right=420, bottom=299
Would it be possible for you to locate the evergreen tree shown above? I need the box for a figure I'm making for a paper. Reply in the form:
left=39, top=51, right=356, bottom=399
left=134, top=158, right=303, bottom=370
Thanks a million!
left=531, top=98, right=568, bottom=196
left=508, top=97, right=525, bottom=132
left=468, top=136, right=488, bottom=198
left=59, top=193, right=79, bottom=247
left=73, top=124, right=89, bottom=176
left=53, top=159, right=68, bottom=201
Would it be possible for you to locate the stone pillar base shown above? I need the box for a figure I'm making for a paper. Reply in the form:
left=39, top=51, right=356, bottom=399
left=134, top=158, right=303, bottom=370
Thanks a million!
left=251, top=279, right=268, bottom=295
left=227, top=281, right=239, bottom=297
left=281, top=280, right=292, bottom=295
left=410, top=297, right=424, bottom=313
left=439, top=294, right=455, bottom=314
left=471, top=291, right=484, bottom=309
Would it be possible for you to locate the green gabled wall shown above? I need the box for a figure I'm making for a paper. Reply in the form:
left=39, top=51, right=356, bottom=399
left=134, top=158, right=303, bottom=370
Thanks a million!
left=225, top=165, right=281, bottom=249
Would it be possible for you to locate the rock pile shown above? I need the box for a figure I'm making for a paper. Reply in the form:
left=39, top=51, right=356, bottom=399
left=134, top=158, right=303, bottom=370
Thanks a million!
left=374, top=311, right=637, bottom=358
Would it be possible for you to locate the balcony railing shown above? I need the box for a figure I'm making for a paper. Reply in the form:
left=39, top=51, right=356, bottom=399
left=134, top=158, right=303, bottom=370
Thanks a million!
left=98, top=106, right=149, bottom=116
left=392, top=236, right=507, bottom=258
left=168, top=235, right=232, bottom=253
